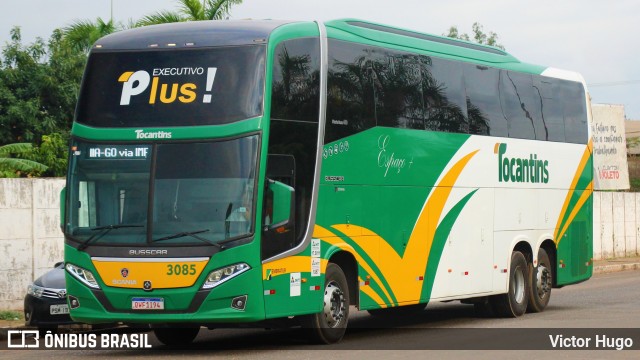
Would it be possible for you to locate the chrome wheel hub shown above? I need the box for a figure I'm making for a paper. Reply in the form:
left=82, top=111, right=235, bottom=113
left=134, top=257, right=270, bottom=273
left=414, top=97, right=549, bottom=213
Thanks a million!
left=536, top=265, right=552, bottom=298
left=323, top=280, right=346, bottom=328
left=513, top=265, right=526, bottom=304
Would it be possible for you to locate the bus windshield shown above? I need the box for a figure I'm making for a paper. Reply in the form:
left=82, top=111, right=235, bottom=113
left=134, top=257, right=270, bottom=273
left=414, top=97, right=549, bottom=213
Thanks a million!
left=75, top=45, right=265, bottom=128
left=65, top=135, right=260, bottom=247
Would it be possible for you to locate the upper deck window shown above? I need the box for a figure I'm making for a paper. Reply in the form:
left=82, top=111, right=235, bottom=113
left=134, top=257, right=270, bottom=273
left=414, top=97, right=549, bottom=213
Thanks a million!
left=76, top=45, right=265, bottom=128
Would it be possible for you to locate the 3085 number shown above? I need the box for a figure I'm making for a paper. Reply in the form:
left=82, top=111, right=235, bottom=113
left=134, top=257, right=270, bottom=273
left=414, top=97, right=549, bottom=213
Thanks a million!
left=166, top=264, right=196, bottom=275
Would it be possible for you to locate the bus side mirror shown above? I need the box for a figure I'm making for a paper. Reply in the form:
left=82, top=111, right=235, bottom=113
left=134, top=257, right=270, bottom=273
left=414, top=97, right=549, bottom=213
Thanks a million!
left=268, top=180, right=294, bottom=231
left=59, top=187, right=66, bottom=230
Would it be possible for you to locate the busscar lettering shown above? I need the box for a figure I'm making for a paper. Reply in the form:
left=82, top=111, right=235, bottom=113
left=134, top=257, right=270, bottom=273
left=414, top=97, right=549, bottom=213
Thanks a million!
left=324, top=175, right=345, bottom=182
left=112, top=279, right=138, bottom=285
left=129, top=249, right=168, bottom=256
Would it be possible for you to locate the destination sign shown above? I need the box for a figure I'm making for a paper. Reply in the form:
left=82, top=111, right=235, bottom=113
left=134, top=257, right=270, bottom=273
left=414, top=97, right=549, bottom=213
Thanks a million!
left=86, top=145, right=151, bottom=160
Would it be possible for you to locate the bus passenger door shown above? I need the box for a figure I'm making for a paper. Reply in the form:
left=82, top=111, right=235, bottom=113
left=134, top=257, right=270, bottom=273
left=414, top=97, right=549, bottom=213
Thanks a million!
left=261, top=35, right=323, bottom=318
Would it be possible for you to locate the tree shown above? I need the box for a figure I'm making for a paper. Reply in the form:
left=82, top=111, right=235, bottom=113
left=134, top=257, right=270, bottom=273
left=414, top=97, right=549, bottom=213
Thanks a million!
left=137, top=0, right=243, bottom=26
left=63, top=18, right=119, bottom=53
left=0, top=28, right=51, bottom=144
left=0, top=143, right=47, bottom=177
left=444, top=22, right=505, bottom=50
left=0, top=27, right=84, bottom=143
left=26, top=133, right=68, bottom=177
left=0, top=27, right=83, bottom=177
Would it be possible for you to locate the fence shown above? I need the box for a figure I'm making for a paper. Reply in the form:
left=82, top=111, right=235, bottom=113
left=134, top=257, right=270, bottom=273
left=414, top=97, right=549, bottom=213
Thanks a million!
left=1, top=178, right=639, bottom=310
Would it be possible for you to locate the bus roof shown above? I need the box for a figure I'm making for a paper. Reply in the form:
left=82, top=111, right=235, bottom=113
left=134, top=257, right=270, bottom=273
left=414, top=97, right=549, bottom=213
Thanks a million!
left=92, top=19, right=294, bottom=51
left=325, top=19, right=546, bottom=74
left=91, top=18, right=550, bottom=75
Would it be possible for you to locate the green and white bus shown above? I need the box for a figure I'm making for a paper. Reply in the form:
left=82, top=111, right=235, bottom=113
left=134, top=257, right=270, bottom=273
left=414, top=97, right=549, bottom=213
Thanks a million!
left=62, top=19, right=593, bottom=345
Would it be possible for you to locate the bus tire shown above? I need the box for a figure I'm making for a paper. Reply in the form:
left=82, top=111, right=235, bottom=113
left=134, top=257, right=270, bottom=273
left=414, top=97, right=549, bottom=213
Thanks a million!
left=491, top=251, right=530, bottom=317
left=153, top=326, right=200, bottom=346
left=302, top=263, right=350, bottom=344
left=528, top=248, right=552, bottom=313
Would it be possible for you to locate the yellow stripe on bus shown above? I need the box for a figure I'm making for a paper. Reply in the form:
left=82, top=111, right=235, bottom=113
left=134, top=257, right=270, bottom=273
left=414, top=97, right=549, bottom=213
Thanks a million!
left=554, top=142, right=593, bottom=243
left=556, top=181, right=593, bottom=246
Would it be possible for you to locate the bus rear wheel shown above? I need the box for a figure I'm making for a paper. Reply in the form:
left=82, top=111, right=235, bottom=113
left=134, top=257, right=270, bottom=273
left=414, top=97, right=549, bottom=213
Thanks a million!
left=528, top=248, right=552, bottom=313
left=153, top=326, right=200, bottom=346
left=491, top=251, right=530, bottom=317
left=302, top=263, right=350, bottom=344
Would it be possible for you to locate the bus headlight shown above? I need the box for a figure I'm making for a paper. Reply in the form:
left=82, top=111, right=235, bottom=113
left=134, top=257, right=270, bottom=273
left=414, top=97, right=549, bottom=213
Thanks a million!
left=66, top=263, right=101, bottom=289
left=202, top=263, right=250, bottom=289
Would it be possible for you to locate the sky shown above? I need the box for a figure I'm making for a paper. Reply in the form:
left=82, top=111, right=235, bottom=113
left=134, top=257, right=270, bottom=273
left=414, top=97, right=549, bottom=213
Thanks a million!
left=1, top=0, right=639, bottom=119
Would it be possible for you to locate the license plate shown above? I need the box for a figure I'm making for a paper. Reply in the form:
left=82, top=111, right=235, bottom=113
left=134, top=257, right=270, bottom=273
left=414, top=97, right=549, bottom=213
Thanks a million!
left=132, top=297, right=164, bottom=310
left=50, top=304, right=69, bottom=315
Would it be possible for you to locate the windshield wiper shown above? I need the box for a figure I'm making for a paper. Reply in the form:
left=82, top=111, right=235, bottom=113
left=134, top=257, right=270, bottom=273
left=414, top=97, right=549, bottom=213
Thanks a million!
left=152, top=229, right=224, bottom=249
left=77, top=224, right=144, bottom=251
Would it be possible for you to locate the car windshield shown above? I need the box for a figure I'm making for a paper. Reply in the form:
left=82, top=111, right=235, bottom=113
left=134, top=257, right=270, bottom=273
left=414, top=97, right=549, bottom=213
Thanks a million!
left=65, top=135, right=259, bottom=247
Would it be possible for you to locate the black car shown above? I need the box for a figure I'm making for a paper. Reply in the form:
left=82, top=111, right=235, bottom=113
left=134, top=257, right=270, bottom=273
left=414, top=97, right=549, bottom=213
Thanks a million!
left=24, top=262, right=76, bottom=332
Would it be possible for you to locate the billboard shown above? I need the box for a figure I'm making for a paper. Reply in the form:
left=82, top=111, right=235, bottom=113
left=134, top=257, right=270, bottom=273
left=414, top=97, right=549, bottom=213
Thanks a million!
left=591, top=104, right=630, bottom=190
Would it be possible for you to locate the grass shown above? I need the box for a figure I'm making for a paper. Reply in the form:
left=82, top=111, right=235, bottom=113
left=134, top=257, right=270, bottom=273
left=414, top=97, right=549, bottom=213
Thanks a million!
left=630, top=177, right=640, bottom=192
left=0, top=310, right=22, bottom=321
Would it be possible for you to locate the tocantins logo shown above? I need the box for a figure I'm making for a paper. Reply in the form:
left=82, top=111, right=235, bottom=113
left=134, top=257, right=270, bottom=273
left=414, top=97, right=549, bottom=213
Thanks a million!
left=134, top=129, right=172, bottom=139
left=495, top=143, right=549, bottom=184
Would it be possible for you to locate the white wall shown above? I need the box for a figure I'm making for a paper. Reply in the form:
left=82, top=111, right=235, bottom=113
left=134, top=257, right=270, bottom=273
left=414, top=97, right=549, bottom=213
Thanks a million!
left=0, top=178, right=638, bottom=310
left=0, top=178, right=65, bottom=310
left=593, top=191, right=640, bottom=260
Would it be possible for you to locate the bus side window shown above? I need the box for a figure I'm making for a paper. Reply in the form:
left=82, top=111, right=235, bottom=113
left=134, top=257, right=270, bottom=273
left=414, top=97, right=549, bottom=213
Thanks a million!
left=424, top=57, right=468, bottom=134
left=501, top=71, right=539, bottom=140
left=560, top=81, right=589, bottom=144
left=533, top=77, right=566, bottom=142
left=463, top=63, right=505, bottom=137
left=369, top=49, right=425, bottom=130
left=325, top=39, right=376, bottom=143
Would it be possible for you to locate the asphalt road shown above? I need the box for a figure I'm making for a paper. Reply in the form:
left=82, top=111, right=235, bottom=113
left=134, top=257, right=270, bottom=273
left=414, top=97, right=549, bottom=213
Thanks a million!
left=2, top=270, right=639, bottom=359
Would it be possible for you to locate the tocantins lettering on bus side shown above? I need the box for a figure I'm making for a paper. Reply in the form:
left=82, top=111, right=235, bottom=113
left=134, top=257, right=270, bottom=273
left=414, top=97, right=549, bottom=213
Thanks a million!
left=496, top=143, right=549, bottom=183
left=118, top=67, right=217, bottom=105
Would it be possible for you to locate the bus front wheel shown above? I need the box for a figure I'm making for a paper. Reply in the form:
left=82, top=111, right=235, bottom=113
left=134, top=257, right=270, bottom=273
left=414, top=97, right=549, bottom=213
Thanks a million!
left=491, top=251, right=530, bottom=317
left=302, top=263, right=350, bottom=344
